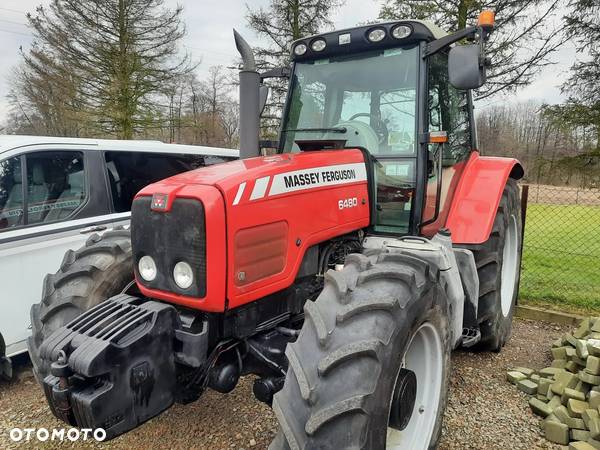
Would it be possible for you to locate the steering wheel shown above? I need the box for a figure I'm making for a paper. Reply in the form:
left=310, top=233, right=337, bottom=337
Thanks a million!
left=348, top=113, right=389, bottom=145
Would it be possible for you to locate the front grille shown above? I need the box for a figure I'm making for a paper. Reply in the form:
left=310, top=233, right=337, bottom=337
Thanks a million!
left=131, top=197, right=206, bottom=298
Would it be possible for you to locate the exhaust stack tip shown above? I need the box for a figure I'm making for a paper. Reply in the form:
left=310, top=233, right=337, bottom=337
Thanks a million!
left=233, top=29, right=256, bottom=72
left=233, top=29, right=260, bottom=159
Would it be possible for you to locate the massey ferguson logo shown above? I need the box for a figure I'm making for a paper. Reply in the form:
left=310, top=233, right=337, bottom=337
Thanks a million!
left=232, top=162, right=367, bottom=206
left=270, top=163, right=367, bottom=196
left=283, top=168, right=358, bottom=189
left=151, top=193, right=168, bottom=210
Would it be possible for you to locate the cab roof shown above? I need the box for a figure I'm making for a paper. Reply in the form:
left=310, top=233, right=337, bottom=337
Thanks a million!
left=0, top=135, right=239, bottom=157
left=290, top=20, right=448, bottom=62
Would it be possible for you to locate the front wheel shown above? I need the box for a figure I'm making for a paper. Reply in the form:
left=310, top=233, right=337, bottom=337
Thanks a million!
left=28, top=228, right=133, bottom=382
left=270, top=250, right=451, bottom=450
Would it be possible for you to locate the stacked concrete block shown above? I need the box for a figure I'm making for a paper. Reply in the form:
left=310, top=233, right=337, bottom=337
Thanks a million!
left=507, top=316, right=600, bottom=448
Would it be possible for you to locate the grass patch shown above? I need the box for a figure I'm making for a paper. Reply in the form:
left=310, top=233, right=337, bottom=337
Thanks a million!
left=520, top=203, right=600, bottom=313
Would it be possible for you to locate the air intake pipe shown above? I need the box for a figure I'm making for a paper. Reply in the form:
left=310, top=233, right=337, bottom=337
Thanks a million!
left=234, top=29, right=260, bottom=159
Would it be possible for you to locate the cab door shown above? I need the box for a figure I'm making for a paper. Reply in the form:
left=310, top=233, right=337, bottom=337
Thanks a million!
left=421, top=51, right=475, bottom=236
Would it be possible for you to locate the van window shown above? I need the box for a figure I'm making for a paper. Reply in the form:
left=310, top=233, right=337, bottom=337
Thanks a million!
left=0, top=152, right=87, bottom=230
left=0, top=157, right=24, bottom=230
left=29, top=152, right=87, bottom=224
left=105, top=152, right=235, bottom=212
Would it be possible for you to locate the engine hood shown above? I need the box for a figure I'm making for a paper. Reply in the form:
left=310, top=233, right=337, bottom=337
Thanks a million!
left=137, top=149, right=368, bottom=207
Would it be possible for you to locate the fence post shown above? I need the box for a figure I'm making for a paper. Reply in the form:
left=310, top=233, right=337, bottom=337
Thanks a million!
left=521, top=185, right=529, bottom=249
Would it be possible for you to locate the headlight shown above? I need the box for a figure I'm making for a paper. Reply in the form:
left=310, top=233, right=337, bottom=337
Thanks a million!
left=138, top=256, right=157, bottom=282
left=173, top=261, right=194, bottom=289
left=294, top=43, right=307, bottom=56
left=311, top=39, right=326, bottom=52
left=367, top=28, right=386, bottom=42
left=392, top=25, right=412, bottom=39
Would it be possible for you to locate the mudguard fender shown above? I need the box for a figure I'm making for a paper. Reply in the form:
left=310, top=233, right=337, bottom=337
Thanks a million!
left=446, top=152, right=523, bottom=245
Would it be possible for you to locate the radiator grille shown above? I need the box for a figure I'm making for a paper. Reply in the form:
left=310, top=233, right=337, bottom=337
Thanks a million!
left=131, top=197, right=206, bottom=298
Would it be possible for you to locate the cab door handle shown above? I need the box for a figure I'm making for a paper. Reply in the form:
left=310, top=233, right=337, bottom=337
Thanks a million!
left=79, top=225, right=107, bottom=234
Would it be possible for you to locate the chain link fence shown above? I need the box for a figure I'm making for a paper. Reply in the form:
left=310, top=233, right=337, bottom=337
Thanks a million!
left=520, top=183, right=600, bottom=311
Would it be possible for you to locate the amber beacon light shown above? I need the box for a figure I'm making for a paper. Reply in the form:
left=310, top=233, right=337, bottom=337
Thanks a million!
left=478, top=10, right=495, bottom=31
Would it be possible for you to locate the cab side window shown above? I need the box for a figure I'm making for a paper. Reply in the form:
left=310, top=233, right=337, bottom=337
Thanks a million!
left=422, top=53, right=473, bottom=230
left=0, top=157, right=24, bottom=230
left=105, top=152, right=236, bottom=212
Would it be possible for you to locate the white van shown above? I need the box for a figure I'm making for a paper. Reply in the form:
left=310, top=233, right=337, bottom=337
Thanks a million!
left=0, top=136, right=238, bottom=378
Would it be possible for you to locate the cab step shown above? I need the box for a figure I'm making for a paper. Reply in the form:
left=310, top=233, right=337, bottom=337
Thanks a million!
left=462, top=327, right=481, bottom=348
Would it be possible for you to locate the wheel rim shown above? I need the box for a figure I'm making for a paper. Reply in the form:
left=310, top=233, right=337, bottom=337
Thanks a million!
left=386, top=322, right=443, bottom=450
left=500, top=215, right=519, bottom=317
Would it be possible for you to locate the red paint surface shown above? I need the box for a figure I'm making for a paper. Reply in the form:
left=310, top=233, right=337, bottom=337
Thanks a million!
left=135, top=149, right=370, bottom=312
left=445, top=152, right=523, bottom=244
left=136, top=184, right=227, bottom=312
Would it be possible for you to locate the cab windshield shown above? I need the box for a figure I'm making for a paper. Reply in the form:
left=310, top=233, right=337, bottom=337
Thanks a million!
left=280, top=46, right=420, bottom=234
left=281, top=46, right=419, bottom=156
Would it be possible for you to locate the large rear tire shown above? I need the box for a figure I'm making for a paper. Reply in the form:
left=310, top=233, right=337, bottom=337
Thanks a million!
left=270, top=250, right=451, bottom=450
left=470, top=179, right=522, bottom=351
left=28, top=228, right=133, bottom=381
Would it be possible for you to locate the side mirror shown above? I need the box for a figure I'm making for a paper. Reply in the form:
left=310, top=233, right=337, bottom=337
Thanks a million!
left=259, top=85, right=269, bottom=116
left=448, top=44, right=487, bottom=90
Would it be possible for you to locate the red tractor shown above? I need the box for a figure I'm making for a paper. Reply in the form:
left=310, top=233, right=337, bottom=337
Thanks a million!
left=30, top=11, right=524, bottom=449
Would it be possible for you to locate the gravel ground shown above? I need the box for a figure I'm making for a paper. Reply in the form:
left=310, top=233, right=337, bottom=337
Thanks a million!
left=0, top=318, right=569, bottom=450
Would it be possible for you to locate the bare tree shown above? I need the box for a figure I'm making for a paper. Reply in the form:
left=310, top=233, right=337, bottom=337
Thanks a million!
left=246, top=0, right=345, bottom=136
left=477, top=101, right=599, bottom=186
left=159, top=67, right=239, bottom=147
left=7, top=45, right=88, bottom=136
left=379, top=0, right=566, bottom=99
left=220, top=99, right=240, bottom=148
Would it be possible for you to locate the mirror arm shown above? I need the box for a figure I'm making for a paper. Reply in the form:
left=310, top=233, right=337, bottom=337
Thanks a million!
left=424, top=26, right=481, bottom=58
left=260, top=67, right=291, bottom=80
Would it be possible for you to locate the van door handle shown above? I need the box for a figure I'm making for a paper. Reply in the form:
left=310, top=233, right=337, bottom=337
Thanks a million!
left=79, top=225, right=107, bottom=234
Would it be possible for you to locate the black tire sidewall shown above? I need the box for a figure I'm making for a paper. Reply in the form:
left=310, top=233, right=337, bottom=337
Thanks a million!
left=271, top=253, right=452, bottom=450
left=469, top=179, right=522, bottom=351
left=28, top=230, right=133, bottom=381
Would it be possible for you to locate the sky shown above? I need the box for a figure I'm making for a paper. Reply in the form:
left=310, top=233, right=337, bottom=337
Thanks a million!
left=0, top=0, right=580, bottom=128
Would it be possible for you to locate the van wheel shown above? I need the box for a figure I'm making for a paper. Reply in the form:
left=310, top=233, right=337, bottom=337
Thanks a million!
left=0, top=334, right=13, bottom=381
left=270, top=251, right=451, bottom=450
left=28, top=228, right=133, bottom=382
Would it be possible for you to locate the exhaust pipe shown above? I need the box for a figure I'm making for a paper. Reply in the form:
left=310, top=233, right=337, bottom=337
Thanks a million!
left=234, top=29, right=260, bottom=159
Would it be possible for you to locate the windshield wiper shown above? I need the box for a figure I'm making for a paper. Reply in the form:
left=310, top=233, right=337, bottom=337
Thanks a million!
left=283, top=127, right=347, bottom=133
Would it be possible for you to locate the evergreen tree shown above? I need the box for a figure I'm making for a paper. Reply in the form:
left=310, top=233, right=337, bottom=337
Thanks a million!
left=246, top=0, right=344, bottom=137
left=545, top=0, right=599, bottom=152
left=379, top=0, right=565, bottom=99
left=12, top=0, right=194, bottom=139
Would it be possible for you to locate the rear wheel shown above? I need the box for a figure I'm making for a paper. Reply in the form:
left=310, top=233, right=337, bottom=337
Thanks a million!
left=470, top=179, right=522, bottom=351
left=28, top=228, right=133, bottom=381
left=270, top=250, right=451, bottom=450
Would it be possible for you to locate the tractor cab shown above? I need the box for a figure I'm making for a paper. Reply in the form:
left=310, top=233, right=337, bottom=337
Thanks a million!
left=261, top=18, right=492, bottom=236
